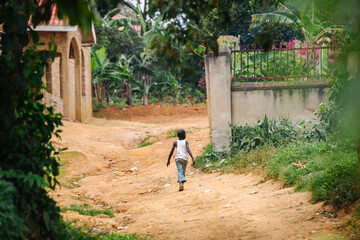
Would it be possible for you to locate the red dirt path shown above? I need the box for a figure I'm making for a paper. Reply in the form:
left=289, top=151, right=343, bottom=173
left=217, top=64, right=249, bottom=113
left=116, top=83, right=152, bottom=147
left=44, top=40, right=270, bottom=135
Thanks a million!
left=51, top=104, right=346, bottom=240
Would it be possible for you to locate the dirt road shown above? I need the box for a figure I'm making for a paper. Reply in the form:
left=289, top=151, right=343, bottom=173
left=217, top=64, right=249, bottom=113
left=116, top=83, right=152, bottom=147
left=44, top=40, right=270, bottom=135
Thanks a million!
left=51, top=105, right=345, bottom=240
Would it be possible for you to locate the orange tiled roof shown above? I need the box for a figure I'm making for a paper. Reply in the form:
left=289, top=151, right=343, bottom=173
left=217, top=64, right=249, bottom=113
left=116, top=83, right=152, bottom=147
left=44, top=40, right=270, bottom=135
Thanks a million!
left=28, top=0, right=65, bottom=26
left=111, top=14, right=141, bottom=33
left=26, top=0, right=96, bottom=43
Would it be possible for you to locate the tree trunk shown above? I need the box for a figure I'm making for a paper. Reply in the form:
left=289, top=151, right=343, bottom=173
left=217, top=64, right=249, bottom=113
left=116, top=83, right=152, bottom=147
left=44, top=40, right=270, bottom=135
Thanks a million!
left=94, top=83, right=102, bottom=104
left=148, top=75, right=152, bottom=100
left=92, top=83, right=97, bottom=103
left=104, top=80, right=110, bottom=105
left=143, top=74, right=148, bottom=106
left=173, top=89, right=177, bottom=106
left=120, top=80, right=124, bottom=104
left=127, top=83, right=133, bottom=106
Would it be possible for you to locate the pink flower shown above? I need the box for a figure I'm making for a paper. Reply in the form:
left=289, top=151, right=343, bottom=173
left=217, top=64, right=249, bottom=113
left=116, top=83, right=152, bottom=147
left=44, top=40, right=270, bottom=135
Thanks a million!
left=316, top=58, right=319, bottom=62
left=328, top=52, right=332, bottom=57
left=289, top=41, right=295, bottom=47
left=329, top=58, right=334, bottom=62
left=300, top=49, right=306, bottom=55
left=315, top=49, right=320, bottom=53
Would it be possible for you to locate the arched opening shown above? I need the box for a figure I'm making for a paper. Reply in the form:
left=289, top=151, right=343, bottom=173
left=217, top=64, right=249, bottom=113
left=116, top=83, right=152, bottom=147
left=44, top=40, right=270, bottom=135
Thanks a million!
left=69, top=37, right=81, bottom=121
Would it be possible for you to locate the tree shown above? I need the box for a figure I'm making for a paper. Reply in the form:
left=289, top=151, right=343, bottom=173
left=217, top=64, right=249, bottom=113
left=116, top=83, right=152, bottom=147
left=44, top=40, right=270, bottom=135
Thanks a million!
left=95, top=0, right=122, bottom=17
left=252, top=1, right=351, bottom=46
left=0, top=1, right=93, bottom=238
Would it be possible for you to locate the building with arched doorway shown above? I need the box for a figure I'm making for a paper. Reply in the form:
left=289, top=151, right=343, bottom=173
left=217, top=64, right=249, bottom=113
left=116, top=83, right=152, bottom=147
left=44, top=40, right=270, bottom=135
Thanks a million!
left=28, top=4, right=96, bottom=122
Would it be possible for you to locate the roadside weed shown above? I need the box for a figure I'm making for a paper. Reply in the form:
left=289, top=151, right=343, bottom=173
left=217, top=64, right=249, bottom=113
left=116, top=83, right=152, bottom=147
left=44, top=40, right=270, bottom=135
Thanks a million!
left=61, top=204, right=115, bottom=218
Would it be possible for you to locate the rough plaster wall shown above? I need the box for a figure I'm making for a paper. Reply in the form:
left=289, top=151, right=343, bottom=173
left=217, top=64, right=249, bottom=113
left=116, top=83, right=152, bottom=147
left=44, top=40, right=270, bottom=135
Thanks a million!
left=231, top=87, right=327, bottom=126
left=68, top=58, right=76, bottom=120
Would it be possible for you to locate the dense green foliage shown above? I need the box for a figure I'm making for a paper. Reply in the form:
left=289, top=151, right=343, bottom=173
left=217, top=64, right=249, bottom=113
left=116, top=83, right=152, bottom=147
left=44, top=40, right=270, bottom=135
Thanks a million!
left=91, top=4, right=205, bottom=107
left=194, top=144, right=229, bottom=172
left=230, top=115, right=296, bottom=153
left=0, top=1, right=94, bottom=239
left=268, top=141, right=359, bottom=209
left=196, top=111, right=359, bottom=209
left=196, top=139, right=360, bottom=209
left=194, top=144, right=277, bottom=174
left=202, top=0, right=303, bottom=46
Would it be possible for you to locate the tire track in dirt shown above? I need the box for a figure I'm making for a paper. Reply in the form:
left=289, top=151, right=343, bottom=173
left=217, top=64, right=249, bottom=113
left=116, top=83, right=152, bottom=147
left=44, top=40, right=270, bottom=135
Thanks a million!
left=51, top=110, right=345, bottom=240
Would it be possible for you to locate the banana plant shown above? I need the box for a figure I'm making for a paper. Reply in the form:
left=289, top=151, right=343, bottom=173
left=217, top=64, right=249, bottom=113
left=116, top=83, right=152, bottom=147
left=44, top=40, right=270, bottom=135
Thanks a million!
left=91, top=47, right=134, bottom=105
left=252, top=1, right=352, bottom=47
left=91, top=47, right=110, bottom=104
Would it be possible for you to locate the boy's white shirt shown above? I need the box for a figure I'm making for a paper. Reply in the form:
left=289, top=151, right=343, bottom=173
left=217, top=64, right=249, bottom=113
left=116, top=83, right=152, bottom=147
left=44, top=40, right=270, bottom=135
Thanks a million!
left=175, top=140, right=188, bottom=160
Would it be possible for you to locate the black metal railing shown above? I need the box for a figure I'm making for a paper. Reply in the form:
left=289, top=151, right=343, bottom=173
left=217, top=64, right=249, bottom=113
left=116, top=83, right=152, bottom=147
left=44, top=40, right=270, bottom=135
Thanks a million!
left=230, top=38, right=344, bottom=82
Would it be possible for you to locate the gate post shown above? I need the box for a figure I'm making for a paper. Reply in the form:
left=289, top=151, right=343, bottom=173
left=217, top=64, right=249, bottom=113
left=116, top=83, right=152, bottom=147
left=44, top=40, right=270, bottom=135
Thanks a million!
left=205, top=45, right=232, bottom=152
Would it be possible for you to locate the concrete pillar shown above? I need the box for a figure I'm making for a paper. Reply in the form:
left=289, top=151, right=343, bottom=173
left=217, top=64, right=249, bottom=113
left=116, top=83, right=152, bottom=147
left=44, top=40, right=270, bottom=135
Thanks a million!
left=205, top=45, right=232, bottom=152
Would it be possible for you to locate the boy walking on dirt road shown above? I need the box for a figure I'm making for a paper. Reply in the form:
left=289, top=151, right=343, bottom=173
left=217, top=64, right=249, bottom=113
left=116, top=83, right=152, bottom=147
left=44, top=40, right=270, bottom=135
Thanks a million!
left=167, top=129, right=195, bottom=191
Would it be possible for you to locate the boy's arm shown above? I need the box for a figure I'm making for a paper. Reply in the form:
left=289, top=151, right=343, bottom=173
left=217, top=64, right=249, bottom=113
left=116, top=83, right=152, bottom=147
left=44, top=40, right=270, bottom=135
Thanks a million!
left=186, top=141, right=195, bottom=165
left=167, top=141, right=177, bottom=167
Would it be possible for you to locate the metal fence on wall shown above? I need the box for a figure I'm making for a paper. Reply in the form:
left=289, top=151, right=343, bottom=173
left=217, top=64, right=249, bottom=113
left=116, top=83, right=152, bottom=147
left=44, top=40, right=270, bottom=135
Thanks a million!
left=230, top=38, right=344, bottom=82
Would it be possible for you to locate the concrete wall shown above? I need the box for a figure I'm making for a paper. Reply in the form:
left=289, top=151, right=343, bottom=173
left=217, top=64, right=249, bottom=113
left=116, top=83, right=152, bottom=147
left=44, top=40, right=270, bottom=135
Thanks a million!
left=205, top=44, right=328, bottom=152
left=231, top=81, right=328, bottom=126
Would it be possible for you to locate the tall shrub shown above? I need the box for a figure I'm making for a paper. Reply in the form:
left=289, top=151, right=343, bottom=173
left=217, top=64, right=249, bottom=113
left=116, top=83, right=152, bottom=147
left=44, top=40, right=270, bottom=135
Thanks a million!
left=0, top=1, right=93, bottom=238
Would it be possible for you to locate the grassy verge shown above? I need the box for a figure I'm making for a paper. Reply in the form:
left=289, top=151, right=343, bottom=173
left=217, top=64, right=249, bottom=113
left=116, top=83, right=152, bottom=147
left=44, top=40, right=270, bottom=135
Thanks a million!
left=138, top=141, right=156, bottom=148
left=60, top=220, right=151, bottom=240
left=194, top=144, right=278, bottom=174
left=61, top=204, right=115, bottom=218
left=166, top=128, right=178, bottom=139
left=268, top=141, right=360, bottom=209
left=195, top=141, right=360, bottom=209
left=193, top=144, right=229, bottom=172
left=56, top=151, right=86, bottom=189
left=340, top=202, right=360, bottom=239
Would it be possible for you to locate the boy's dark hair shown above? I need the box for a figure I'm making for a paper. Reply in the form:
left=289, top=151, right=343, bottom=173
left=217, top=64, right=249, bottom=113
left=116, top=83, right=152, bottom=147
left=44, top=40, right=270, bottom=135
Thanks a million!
left=177, top=128, right=186, bottom=139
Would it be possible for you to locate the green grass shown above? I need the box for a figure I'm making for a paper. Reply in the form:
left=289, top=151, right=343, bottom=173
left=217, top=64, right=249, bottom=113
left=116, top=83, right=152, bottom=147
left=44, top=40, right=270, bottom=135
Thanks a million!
left=61, top=204, right=115, bottom=218
left=195, top=144, right=277, bottom=174
left=194, top=144, right=229, bottom=172
left=222, top=145, right=279, bottom=174
left=61, top=220, right=152, bottom=240
left=166, top=128, right=193, bottom=139
left=195, top=141, right=360, bottom=209
left=166, top=129, right=178, bottom=139
left=57, top=151, right=86, bottom=178
left=267, top=141, right=360, bottom=209
left=138, top=141, right=156, bottom=148
left=340, top=202, right=360, bottom=239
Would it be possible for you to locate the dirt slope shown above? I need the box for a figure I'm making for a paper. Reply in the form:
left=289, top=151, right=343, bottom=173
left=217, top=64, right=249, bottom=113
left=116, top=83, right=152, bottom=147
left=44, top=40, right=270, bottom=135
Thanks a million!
left=51, top=105, right=345, bottom=240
